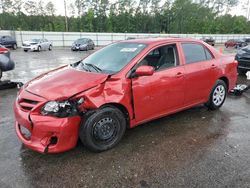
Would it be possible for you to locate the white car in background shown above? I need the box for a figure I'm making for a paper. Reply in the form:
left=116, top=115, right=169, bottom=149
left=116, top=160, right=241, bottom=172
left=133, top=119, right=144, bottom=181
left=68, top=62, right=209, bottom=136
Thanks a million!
left=22, top=39, right=52, bottom=52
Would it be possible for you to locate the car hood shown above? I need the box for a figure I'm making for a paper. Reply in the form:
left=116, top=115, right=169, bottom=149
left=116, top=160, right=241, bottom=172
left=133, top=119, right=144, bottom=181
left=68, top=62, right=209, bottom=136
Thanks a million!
left=73, top=43, right=87, bottom=46
left=25, top=66, right=109, bottom=100
left=23, top=41, right=38, bottom=45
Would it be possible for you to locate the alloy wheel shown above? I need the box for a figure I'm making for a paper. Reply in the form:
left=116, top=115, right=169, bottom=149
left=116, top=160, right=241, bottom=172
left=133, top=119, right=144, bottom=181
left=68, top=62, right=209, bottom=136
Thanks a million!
left=212, top=85, right=226, bottom=106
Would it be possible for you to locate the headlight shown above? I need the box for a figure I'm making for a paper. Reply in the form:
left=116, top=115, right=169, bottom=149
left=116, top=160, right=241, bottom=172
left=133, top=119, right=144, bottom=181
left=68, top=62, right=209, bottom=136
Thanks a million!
left=41, top=98, right=84, bottom=117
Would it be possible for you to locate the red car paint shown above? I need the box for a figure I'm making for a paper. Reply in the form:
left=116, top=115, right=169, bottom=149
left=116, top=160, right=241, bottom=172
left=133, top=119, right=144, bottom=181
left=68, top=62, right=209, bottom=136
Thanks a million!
left=14, top=38, right=238, bottom=153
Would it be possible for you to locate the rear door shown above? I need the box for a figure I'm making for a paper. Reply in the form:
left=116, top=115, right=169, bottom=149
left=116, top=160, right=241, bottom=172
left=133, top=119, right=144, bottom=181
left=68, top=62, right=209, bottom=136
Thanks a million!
left=132, top=43, right=185, bottom=123
left=180, top=43, right=215, bottom=106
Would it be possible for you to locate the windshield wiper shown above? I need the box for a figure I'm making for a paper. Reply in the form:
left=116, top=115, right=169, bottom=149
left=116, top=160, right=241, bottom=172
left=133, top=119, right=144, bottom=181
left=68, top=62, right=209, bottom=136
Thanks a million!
left=85, top=63, right=102, bottom=72
left=79, top=62, right=91, bottom=72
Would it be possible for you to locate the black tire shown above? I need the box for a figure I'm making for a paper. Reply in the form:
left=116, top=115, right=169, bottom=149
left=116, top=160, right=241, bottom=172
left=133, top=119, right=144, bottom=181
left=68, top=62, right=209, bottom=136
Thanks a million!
left=225, top=45, right=228, bottom=48
left=13, top=43, right=17, bottom=50
left=37, top=46, right=41, bottom=52
left=79, top=106, right=126, bottom=152
left=48, top=45, right=52, bottom=51
left=238, top=68, right=247, bottom=75
left=206, top=80, right=227, bottom=110
left=0, top=69, right=2, bottom=80
left=24, top=49, right=28, bottom=52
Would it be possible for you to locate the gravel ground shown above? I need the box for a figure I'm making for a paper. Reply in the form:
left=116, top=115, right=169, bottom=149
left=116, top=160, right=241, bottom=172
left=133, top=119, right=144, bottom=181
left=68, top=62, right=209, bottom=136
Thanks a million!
left=1, top=46, right=250, bottom=188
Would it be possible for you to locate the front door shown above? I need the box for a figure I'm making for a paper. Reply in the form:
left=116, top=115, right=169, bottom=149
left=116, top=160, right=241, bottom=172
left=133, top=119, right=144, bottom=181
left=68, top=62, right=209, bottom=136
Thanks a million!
left=132, top=44, right=185, bottom=123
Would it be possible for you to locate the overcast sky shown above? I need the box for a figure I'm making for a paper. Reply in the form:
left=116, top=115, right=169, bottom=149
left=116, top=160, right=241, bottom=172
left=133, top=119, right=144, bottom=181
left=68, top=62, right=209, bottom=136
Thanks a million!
left=47, top=0, right=248, bottom=18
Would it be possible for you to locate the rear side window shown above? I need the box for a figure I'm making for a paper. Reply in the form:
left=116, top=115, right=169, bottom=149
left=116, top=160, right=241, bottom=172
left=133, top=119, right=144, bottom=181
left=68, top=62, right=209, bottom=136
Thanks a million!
left=182, top=43, right=212, bottom=64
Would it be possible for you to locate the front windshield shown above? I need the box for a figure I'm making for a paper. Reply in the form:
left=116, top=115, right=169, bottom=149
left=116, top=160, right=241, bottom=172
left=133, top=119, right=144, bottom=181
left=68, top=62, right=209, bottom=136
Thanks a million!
left=74, top=42, right=147, bottom=74
left=76, top=38, right=88, bottom=44
left=32, top=39, right=40, bottom=43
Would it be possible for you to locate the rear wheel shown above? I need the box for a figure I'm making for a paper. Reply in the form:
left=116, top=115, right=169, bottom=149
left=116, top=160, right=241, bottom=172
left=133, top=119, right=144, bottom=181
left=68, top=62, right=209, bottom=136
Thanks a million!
left=13, top=44, right=17, bottom=50
left=24, top=49, right=28, bottom=52
left=79, top=106, right=126, bottom=152
left=206, top=80, right=227, bottom=110
left=0, top=69, right=2, bottom=80
left=48, top=45, right=52, bottom=51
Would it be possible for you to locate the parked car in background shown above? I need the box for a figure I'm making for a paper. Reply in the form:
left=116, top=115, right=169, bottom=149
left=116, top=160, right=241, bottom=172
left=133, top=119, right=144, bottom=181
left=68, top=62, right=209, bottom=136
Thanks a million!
left=0, top=45, right=15, bottom=79
left=235, top=45, right=250, bottom=74
left=22, top=39, right=52, bottom=52
left=243, top=38, right=250, bottom=44
left=201, top=37, right=215, bottom=46
left=0, top=35, right=17, bottom=50
left=224, top=39, right=247, bottom=48
left=126, top=37, right=136, bottom=40
left=14, top=38, right=238, bottom=154
left=71, top=38, right=95, bottom=51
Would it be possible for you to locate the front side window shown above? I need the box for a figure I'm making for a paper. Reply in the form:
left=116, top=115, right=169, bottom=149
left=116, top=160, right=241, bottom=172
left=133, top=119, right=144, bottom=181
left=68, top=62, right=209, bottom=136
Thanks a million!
left=138, top=44, right=179, bottom=71
left=182, top=43, right=209, bottom=64
left=74, top=42, right=147, bottom=74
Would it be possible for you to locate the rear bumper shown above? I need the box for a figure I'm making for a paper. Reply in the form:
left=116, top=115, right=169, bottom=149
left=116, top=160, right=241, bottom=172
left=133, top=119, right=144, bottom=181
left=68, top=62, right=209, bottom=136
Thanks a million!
left=14, top=99, right=81, bottom=153
left=1, top=59, right=15, bottom=72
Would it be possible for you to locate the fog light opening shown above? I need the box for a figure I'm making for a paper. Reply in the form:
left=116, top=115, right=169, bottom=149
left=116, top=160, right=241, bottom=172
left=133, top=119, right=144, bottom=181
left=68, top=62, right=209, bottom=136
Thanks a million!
left=50, top=136, right=58, bottom=145
left=44, top=136, right=58, bottom=153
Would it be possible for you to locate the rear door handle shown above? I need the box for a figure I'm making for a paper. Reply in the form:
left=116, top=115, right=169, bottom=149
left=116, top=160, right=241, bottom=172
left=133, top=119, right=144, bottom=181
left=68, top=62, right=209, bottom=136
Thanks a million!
left=176, top=72, right=183, bottom=78
left=211, top=64, right=217, bottom=69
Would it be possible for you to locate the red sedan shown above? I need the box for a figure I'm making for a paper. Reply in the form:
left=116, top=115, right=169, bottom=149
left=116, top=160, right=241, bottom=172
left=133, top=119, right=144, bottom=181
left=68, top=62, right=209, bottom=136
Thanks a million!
left=14, top=38, right=238, bottom=153
left=224, top=39, right=247, bottom=48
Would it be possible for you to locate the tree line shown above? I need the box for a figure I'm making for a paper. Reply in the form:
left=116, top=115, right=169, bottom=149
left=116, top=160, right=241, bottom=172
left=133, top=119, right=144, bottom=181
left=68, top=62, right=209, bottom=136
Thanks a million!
left=0, top=0, right=249, bottom=34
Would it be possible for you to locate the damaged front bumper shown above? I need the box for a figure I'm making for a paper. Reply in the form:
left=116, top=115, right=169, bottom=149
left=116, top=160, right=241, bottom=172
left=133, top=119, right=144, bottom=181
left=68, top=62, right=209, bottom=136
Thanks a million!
left=14, top=91, right=81, bottom=153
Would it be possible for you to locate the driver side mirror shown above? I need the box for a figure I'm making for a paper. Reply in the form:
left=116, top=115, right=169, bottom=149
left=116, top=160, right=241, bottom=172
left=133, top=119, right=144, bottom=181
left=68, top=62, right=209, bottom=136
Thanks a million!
left=135, top=65, right=154, bottom=77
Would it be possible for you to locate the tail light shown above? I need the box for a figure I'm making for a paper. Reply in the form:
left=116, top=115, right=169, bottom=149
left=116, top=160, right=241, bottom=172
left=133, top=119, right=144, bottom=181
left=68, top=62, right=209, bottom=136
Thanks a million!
left=0, top=48, right=9, bottom=54
left=233, top=60, right=238, bottom=65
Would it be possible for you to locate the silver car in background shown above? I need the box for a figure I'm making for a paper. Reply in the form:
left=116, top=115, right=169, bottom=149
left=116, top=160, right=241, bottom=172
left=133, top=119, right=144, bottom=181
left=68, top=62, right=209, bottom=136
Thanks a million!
left=22, top=39, right=52, bottom=52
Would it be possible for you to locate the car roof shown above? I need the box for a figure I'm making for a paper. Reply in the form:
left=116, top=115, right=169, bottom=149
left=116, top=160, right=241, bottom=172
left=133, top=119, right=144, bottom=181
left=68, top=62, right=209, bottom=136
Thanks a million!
left=121, top=37, right=202, bottom=45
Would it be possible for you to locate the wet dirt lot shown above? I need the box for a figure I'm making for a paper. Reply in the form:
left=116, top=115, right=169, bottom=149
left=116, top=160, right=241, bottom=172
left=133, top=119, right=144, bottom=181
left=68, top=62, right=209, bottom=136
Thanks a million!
left=1, top=47, right=250, bottom=188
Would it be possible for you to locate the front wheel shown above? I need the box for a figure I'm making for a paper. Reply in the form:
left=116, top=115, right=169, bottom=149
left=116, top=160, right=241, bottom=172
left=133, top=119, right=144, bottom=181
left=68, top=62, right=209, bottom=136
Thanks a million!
left=37, top=46, right=41, bottom=52
left=48, top=45, right=52, bottom=51
left=13, top=44, right=17, bottom=50
left=206, top=80, right=227, bottom=110
left=79, top=106, right=126, bottom=152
